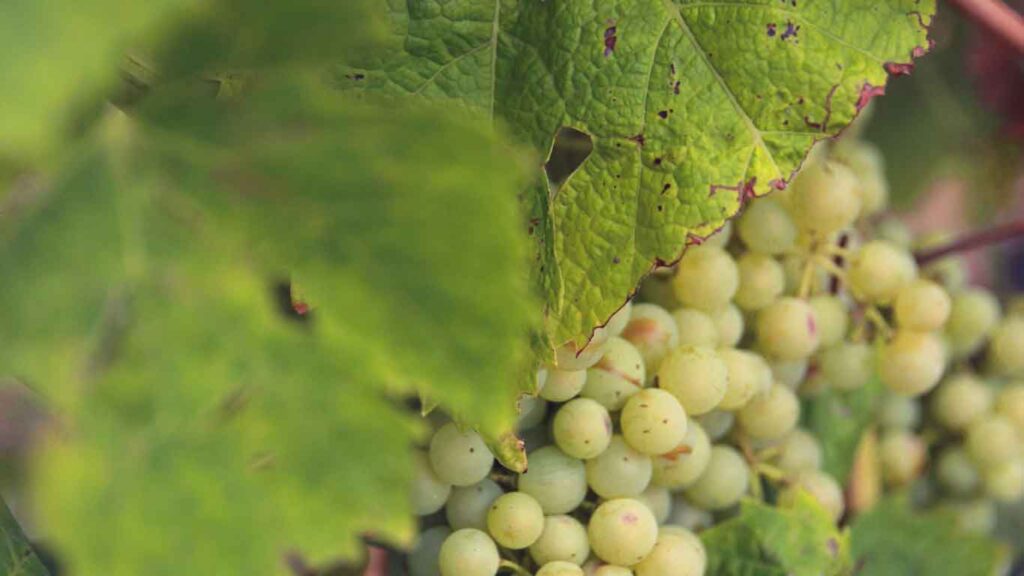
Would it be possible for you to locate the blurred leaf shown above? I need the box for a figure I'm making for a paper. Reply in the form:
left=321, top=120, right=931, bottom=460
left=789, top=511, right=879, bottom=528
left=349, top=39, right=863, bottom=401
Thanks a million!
left=804, top=375, right=883, bottom=485
left=0, top=497, right=49, bottom=576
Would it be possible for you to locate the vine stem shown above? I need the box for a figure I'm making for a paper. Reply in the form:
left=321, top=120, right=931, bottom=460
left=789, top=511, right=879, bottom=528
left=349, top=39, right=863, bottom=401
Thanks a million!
left=914, top=219, right=1024, bottom=265
left=947, top=0, right=1024, bottom=53
left=499, top=560, right=533, bottom=576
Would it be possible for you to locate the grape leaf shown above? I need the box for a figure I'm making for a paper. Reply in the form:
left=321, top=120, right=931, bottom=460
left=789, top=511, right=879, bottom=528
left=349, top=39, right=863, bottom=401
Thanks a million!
left=804, top=375, right=883, bottom=484
left=335, top=0, right=935, bottom=348
left=1, top=497, right=49, bottom=576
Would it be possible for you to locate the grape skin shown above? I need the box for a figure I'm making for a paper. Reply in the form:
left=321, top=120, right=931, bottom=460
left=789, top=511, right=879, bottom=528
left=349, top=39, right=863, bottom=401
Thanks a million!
left=517, top=395, right=548, bottom=430
left=446, top=478, right=503, bottom=531
left=966, top=416, right=1021, bottom=468
left=819, top=342, right=873, bottom=392
left=788, top=160, right=861, bottom=236
left=878, top=331, right=946, bottom=397
left=586, top=436, right=654, bottom=499
left=944, top=288, right=1000, bottom=358
left=846, top=240, right=918, bottom=305
left=737, top=385, right=800, bottom=440
left=684, top=445, right=749, bottom=511
left=657, top=346, right=728, bottom=415
left=996, top=384, right=1024, bottom=435
left=671, top=307, right=719, bottom=348
left=781, top=470, right=844, bottom=521
left=756, top=297, right=821, bottom=361
left=633, top=528, right=706, bottom=576
left=518, top=446, right=588, bottom=515
left=651, top=421, right=712, bottom=490
left=413, top=450, right=452, bottom=516
left=773, top=428, right=822, bottom=474
left=770, top=358, right=809, bottom=390
left=983, top=460, right=1024, bottom=502
left=930, top=373, right=993, bottom=432
left=988, top=317, right=1024, bottom=377
left=879, top=431, right=927, bottom=486
left=878, top=393, right=921, bottom=431
left=409, top=525, right=450, bottom=576
left=582, top=337, right=647, bottom=411
left=537, top=561, right=585, bottom=576
left=486, top=491, right=545, bottom=550
left=621, top=303, right=680, bottom=379
left=717, top=348, right=772, bottom=410
left=936, top=447, right=980, bottom=497
left=621, top=388, right=689, bottom=456
left=553, top=398, right=614, bottom=460
left=737, top=197, right=797, bottom=256
left=592, top=565, right=634, bottom=576
left=530, top=515, right=590, bottom=566
left=637, top=485, right=673, bottom=525
left=893, top=278, right=951, bottom=332
left=808, top=295, right=849, bottom=348
left=734, top=253, right=785, bottom=312
left=556, top=339, right=610, bottom=371
left=710, top=303, right=745, bottom=348
left=540, top=368, right=588, bottom=402
left=429, top=423, right=495, bottom=487
left=671, top=246, right=739, bottom=312
left=438, top=528, right=500, bottom=576
left=587, top=498, right=659, bottom=566
left=694, top=410, right=734, bottom=442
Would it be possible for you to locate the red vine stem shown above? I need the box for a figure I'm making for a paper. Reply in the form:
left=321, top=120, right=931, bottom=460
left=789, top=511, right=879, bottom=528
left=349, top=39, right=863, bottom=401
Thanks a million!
left=947, top=0, right=1024, bottom=53
left=914, top=219, right=1024, bottom=264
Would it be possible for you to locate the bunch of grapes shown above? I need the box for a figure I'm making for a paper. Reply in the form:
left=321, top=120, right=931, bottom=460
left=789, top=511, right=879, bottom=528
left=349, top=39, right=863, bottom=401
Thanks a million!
left=406, top=131, right=1023, bottom=575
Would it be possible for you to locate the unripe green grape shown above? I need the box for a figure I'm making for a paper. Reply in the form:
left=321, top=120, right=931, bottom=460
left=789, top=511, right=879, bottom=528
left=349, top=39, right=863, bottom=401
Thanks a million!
left=831, top=139, right=889, bottom=217
left=966, top=416, right=1021, bottom=468
left=537, top=561, right=586, bottom=576
left=996, top=383, right=1024, bottom=434
left=409, top=525, right=451, bottom=576
left=517, top=395, right=548, bottom=430
left=439, top=528, right=500, bottom=576
left=945, top=289, right=1001, bottom=359
left=518, top=446, right=588, bottom=514
left=530, top=515, right=590, bottom=566
left=808, top=295, right=849, bottom=348
left=718, top=348, right=772, bottom=410
left=633, top=528, right=706, bottom=576
left=652, top=421, right=711, bottom=489
left=556, top=338, right=610, bottom=371
left=988, top=318, right=1024, bottom=377
left=671, top=307, right=719, bottom=348
left=587, top=499, right=659, bottom=566
left=917, top=232, right=968, bottom=292
left=949, top=499, right=997, bottom=535
left=875, top=216, right=913, bottom=249
left=486, top=492, right=544, bottom=549
left=879, top=331, right=946, bottom=396
left=621, top=303, right=680, bottom=379
left=773, top=428, right=822, bottom=474
left=788, top=160, right=861, bottom=236
left=591, top=302, right=634, bottom=346
left=621, top=388, right=688, bottom=456
left=701, top=220, right=732, bottom=249
left=667, top=498, right=714, bottom=531
left=684, top=445, right=749, bottom=510
left=878, top=392, right=921, bottom=430
left=656, top=346, right=728, bottom=415
left=756, top=297, right=821, bottom=361
left=592, top=565, right=634, bottom=576
left=930, top=373, right=993, bottom=432
left=819, top=342, right=873, bottom=392
left=695, top=410, right=734, bottom=442
left=711, top=303, right=745, bottom=347
left=846, top=240, right=918, bottom=305
left=429, top=423, right=495, bottom=487
left=671, top=246, right=739, bottom=311
left=413, top=450, right=452, bottom=515
left=540, top=368, right=588, bottom=402
left=638, top=271, right=682, bottom=311
left=553, top=398, right=614, bottom=460
left=636, top=485, right=673, bottom=524
left=781, top=254, right=828, bottom=296
left=583, top=337, right=646, bottom=411
left=770, top=358, right=809, bottom=390
left=737, top=385, right=800, bottom=440
left=935, top=447, right=980, bottom=497
left=734, top=253, right=786, bottom=311
left=446, top=479, right=503, bottom=530
left=737, top=197, right=797, bottom=256
left=586, top=436, right=653, bottom=498
left=879, top=431, right=927, bottom=486
left=982, top=459, right=1024, bottom=502
left=780, top=470, right=844, bottom=521
left=894, top=279, right=951, bottom=332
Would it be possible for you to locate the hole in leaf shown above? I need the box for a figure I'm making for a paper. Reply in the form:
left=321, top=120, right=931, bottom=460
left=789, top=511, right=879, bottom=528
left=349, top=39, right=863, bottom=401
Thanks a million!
left=545, top=127, right=593, bottom=187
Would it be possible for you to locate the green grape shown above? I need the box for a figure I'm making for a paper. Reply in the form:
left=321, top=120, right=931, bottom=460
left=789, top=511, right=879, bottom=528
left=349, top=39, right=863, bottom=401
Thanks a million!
left=530, top=515, right=590, bottom=566
left=486, top=491, right=544, bottom=549
left=413, top=450, right=452, bottom=515
left=819, top=341, right=873, bottom=392
left=556, top=338, right=610, bottom=371
left=701, top=220, right=732, bottom=249
left=587, top=498, right=659, bottom=566
left=874, top=216, right=913, bottom=249
left=770, top=358, right=809, bottom=390
left=780, top=470, right=844, bottom=521
left=949, top=499, right=997, bottom=535
left=540, top=368, right=588, bottom=402
left=621, top=388, right=688, bottom=456
left=734, top=253, right=785, bottom=311
left=683, top=445, right=749, bottom=510
left=756, top=297, right=821, bottom=361
left=518, top=446, right=588, bottom=514
left=586, top=436, right=654, bottom=498
left=996, top=383, right=1024, bottom=434
left=592, top=565, right=634, bottom=576
left=638, top=270, right=682, bottom=311
left=553, top=398, right=614, bottom=460
left=879, top=430, right=927, bottom=486
left=537, top=561, right=586, bottom=576
left=637, top=485, right=673, bottom=525
left=711, top=303, right=745, bottom=347
left=982, top=459, right=1024, bottom=502
left=593, top=302, right=634, bottom=344
left=582, top=337, right=646, bottom=411
left=438, top=528, right=500, bottom=576
left=446, top=479, right=503, bottom=531
left=966, top=416, right=1021, bottom=468
left=409, top=525, right=451, bottom=576
left=831, top=139, right=889, bottom=217
left=935, top=447, right=980, bottom=497
left=988, top=317, right=1024, bottom=377
left=878, top=331, right=946, bottom=397
left=781, top=254, right=828, bottom=296
left=737, top=197, right=797, bottom=256
left=788, top=159, right=861, bottom=236
left=846, top=240, right=918, bottom=304
left=930, top=373, right=993, bottom=432
left=670, top=307, right=719, bottom=348
left=945, top=288, right=1001, bottom=358
left=671, top=246, right=739, bottom=311
left=808, top=295, right=849, bottom=348
left=633, top=528, right=706, bottom=576
left=621, top=303, right=680, bottom=380
left=878, top=392, right=921, bottom=431
left=695, top=411, right=735, bottom=442
left=773, top=428, right=822, bottom=474
left=893, top=279, right=951, bottom=332
left=717, top=348, right=772, bottom=410
left=429, top=423, right=495, bottom=487
left=651, top=421, right=711, bottom=490
left=666, top=498, right=714, bottom=531
left=657, top=346, right=728, bottom=415
left=517, top=395, right=548, bottom=430
left=737, top=385, right=800, bottom=440
left=917, top=232, right=968, bottom=292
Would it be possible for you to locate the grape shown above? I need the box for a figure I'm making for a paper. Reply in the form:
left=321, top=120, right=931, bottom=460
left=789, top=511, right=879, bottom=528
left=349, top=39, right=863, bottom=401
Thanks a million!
left=711, top=303, right=745, bottom=348
left=832, top=139, right=889, bottom=217
left=879, top=430, right=927, bottom=486
left=633, top=528, right=706, bottom=576
left=486, top=491, right=544, bottom=549
left=409, top=525, right=451, bottom=576
left=530, top=515, right=590, bottom=566
left=671, top=246, right=739, bottom=311
left=553, top=398, right=614, bottom=460
left=684, top=445, right=749, bottom=510
left=592, top=302, right=634, bottom=345
left=780, top=470, right=844, bottom=521
left=893, top=279, right=951, bottom=332
left=540, top=368, right=588, bottom=402
left=737, top=197, right=797, bottom=256
left=770, top=358, right=809, bottom=390
left=592, top=565, right=634, bottom=576
left=438, top=528, right=500, bottom=576
left=846, top=240, right=918, bottom=304
left=788, top=160, right=861, bottom=236
left=701, top=220, right=733, bottom=249
left=878, top=331, right=946, bottom=396
left=582, top=337, right=646, bottom=411
left=930, top=373, right=993, bottom=432
left=556, top=339, right=610, bottom=371
left=586, top=436, right=654, bottom=498
left=429, top=423, right=495, bottom=487
left=949, top=499, right=997, bottom=535
left=518, top=446, right=588, bottom=514
left=878, top=393, right=921, bottom=431
left=621, top=303, right=680, bottom=378
left=652, top=421, right=711, bottom=489
left=935, top=447, right=980, bottom=496
left=446, top=479, right=503, bottom=531
left=875, top=216, right=913, bottom=249
left=666, top=498, right=714, bottom=531
left=413, top=450, right=452, bottom=515
left=945, top=288, right=1000, bottom=358
left=637, top=485, right=673, bottom=524
left=656, top=346, right=728, bottom=415
left=982, top=459, right=1024, bottom=502
left=717, top=348, right=772, bottom=410
left=587, top=498, right=659, bottom=566
left=737, top=385, right=800, bottom=440
left=734, top=253, right=785, bottom=312
left=517, top=395, right=549, bottom=430
left=621, top=388, right=688, bottom=456
left=773, top=428, right=822, bottom=474
left=781, top=254, right=828, bottom=296
left=808, top=295, right=849, bottom=348
left=996, top=384, right=1024, bottom=434
left=756, top=297, right=821, bottom=361
left=966, top=416, right=1021, bottom=468
left=988, top=318, right=1024, bottom=377
left=819, top=341, right=873, bottom=392
left=537, top=561, right=585, bottom=576
left=671, top=307, right=719, bottom=348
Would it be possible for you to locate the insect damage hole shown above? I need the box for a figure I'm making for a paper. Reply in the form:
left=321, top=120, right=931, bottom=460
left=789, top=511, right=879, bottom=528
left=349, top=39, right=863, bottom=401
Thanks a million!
left=545, top=127, right=594, bottom=187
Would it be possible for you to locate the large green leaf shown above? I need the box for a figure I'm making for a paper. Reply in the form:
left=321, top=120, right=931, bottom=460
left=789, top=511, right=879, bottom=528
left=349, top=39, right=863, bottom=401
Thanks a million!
left=336, top=0, right=934, bottom=347
left=1, top=497, right=49, bottom=576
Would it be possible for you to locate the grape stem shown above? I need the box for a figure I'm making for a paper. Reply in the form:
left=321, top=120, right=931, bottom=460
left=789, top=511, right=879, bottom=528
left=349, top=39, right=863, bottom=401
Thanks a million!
left=914, top=219, right=1024, bottom=264
left=499, top=559, right=533, bottom=576
left=947, top=0, right=1024, bottom=53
